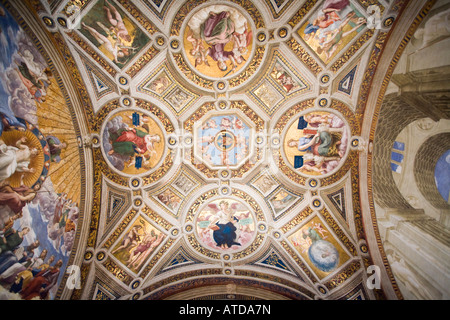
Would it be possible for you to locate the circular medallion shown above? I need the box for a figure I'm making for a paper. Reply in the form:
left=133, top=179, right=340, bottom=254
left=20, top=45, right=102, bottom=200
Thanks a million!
left=383, top=16, right=395, bottom=28
left=101, top=110, right=166, bottom=176
left=118, top=76, right=128, bottom=86
left=42, top=16, right=54, bottom=27
left=283, top=111, right=349, bottom=177
left=84, top=251, right=93, bottom=261
left=257, top=31, right=266, bottom=42
left=56, top=17, right=67, bottom=27
left=183, top=4, right=253, bottom=79
left=215, top=130, right=236, bottom=151
left=195, top=198, right=256, bottom=252
left=170, top=39, right=180, bottom=49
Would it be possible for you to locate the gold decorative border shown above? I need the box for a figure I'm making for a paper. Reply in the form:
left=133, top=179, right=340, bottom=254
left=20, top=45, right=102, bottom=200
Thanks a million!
left=281, top=206, right=314, bottom=234
left=330, top=29, right=375, bottom=73
left=141, top=205, right=174, bottom=231
left=102, top=209, right=139, bottom=250
left=139, top=237, right=175, bottom=279
left=125, top=46, right=160, bottom=78
left=135, top=99, right=175, bottom=133
left=280, top=240, right=317, bottom=283
left=185, top=189, right=218, bottom=223
left=288, top=0, right=319, bottom=28
left=323, top=260, right=361, bottom=290
left=286, top=38, right=323, bottom=75
left=102, top=257, right=134, bottom=286
left=92, top=99, right=120, bottom=132
left=66, top=31, right=117, bottom=77
left=172, top=53, right=215, bottom=90
left=228, top=45, right=266, bottom=88
left=351, top=166, right=365, bottom=240
left=116, top=0, right=159, bottom=35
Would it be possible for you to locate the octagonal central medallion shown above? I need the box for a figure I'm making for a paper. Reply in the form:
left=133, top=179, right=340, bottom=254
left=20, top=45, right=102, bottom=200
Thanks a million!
left=193, top=112, right=253, bottom=169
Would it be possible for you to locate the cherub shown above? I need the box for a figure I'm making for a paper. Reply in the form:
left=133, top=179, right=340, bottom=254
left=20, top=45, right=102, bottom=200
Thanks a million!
left=186, top=29, right=208, bottom=67
left=103, top=0, right=132, bottom=43
left=231, top=22, right=252, bottom=64
left=235, top=211, right=252, bottom=233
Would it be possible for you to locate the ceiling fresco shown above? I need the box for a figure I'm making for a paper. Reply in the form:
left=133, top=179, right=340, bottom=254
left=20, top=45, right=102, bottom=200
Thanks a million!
left=0, top=0, right=437, bottom=301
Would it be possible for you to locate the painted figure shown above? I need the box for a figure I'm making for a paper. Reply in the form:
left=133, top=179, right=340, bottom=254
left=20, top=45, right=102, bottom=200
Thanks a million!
left=291, top=222, right=340, bottom=273
left=112, top=225, right=143, bottom=254
left=285, top=112, right=348, bottom=175
left=126, top=231, right=165, bottom=270
left=196, top=199, right=254, bottom=251
left=197, top=115, right=249, bottom=167
left=46, top=136, right=67, bottom=163
left=82, top=22, right=137, bottom=64
left=185, top=5, right=252, bottom=77
left=0, top=137, right=38, bottom=183
left=301, top=0, right=367, bottom=62
left=108, top=127, right=161, bottom=158
left=102, top=0, right=132, bottom=43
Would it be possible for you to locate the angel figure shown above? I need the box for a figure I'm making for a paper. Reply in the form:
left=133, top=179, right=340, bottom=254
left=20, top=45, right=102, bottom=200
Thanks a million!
left=111, top=225, right=143, bottom=254
left=205, top=200, right=241, bottom=249
left=235, top=211, right=252, bottom=233
left=126, top=230, right=165, bottom=269
left=81, top=22, right=137, bottom=64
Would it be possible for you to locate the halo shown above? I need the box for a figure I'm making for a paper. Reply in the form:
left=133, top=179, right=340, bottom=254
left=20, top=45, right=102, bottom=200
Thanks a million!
left=1, top=118, right=50, bottom=189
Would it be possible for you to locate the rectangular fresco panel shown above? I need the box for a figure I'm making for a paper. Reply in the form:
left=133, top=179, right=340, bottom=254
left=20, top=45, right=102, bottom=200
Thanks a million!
left=111, top=217, right=166, bottom=273
left=298, top=0, right=367, bottom=64
left=288, top=215, right=350, bottom=279
left=79, top=0, right=150, bottom=68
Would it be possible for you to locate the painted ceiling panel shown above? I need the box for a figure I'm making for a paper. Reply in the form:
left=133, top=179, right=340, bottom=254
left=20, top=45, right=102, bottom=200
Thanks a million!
left=0, top=0, right=435, bottom=301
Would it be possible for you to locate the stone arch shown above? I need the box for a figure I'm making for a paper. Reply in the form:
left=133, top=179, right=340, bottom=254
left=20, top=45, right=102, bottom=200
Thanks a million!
left=372, top=93, right=426, bottom=210
left=414, top=132, right=450, bottom=210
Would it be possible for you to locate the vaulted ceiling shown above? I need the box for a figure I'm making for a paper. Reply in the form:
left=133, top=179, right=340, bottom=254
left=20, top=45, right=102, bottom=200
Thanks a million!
left=0, top=0, right=440, bottom=300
